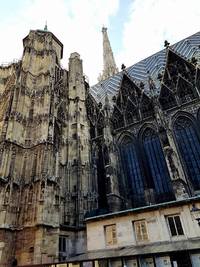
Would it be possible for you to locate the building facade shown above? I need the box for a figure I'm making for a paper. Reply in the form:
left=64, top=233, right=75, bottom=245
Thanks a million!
left=0, top=27, right=200, bottom=266
left=85, top=197, right=200, bottom=267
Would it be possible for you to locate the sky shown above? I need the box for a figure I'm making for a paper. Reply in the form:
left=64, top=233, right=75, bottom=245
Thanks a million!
left=0, top=0, right=199, bottom=85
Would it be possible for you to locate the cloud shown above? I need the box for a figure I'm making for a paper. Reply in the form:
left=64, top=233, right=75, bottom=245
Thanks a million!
left=0, top=0, right=119, bottom=84
left=116, top=0, right=200, bottom=70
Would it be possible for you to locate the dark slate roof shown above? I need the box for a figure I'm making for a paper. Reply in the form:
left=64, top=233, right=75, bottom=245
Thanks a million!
left=90, top=31, right=200, bottom=103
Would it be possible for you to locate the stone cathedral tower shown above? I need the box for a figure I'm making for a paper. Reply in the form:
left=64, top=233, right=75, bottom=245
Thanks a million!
left=0, top=29, right=97, bottom=265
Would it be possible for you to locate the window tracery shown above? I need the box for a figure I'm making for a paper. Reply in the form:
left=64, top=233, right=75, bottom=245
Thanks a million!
left=162, top=49, right=198, bottom=105
left=140, top=94, right=154, bottom=119
left=111, top=74, right=142, bottom=130
left=111, top=106, right=124, bottom=130
left=159, top=84, right=177, bottom=110
left=125, top=100, right=138, bottom=125
left=176, top=77, right=196, bottom=104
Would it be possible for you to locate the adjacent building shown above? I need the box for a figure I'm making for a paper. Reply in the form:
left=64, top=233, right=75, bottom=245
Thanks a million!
left=84, top=197, right=200, bottom=266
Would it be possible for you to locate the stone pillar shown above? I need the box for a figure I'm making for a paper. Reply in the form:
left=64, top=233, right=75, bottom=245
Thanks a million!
left=67, top=52, right=98, bottom=226
left=103, top=95, right=122, bottom=211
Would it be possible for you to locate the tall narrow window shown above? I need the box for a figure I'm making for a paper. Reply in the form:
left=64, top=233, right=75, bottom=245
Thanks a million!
left=119, top=137, right=145, bottom=207
left=59, top=236, right=68, bottom=261
left=174, top=117, right=200, bottom=190
left=142, top=128, right=174, bottom=202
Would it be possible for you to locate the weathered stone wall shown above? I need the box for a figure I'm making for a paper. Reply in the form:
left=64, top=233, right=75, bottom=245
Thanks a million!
left=65, top=52, right=97, bottom=226
left=0, top=30, right=92, bottom=266
left=15, top=226, right=59, bottom=265
left=0, top=30, right=64, bottom=266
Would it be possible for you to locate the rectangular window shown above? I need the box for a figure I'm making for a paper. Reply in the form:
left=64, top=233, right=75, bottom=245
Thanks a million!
left=134, top=220, right=148, bottom=241
left=167, top=215, right=184, bottom=236
left=59, top=236, right=69, bottom=262
left=104, top=224, right=117, bottom=246
left=59, top=236, right=68, bottom=252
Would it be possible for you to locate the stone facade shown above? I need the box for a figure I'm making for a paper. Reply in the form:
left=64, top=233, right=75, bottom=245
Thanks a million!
left=0, top=29, right=97, bottom=266
left=0, top=27, right=200, bottom=266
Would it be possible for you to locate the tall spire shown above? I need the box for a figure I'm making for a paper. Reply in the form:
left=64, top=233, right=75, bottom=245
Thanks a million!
left=98, top=27, right=118, bottom=81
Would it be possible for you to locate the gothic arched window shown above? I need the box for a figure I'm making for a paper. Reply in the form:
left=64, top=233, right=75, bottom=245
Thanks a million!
left=159, top=85, right=177, bottom=110
left=119, top=136, right=145, bottom=207
left=142, top=128, right=174, bottom=202
left=111, top=107, right=124, bottom=130
left=174, top=116, right=200, bottom=190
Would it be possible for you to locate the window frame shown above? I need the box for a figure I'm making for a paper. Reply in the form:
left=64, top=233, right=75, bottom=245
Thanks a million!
left=59, top=235, right=68, bottom=253
left=133, top=220, right=149, bottom=242
left=166, top=214, right=184, bottom=237
left=104, top=224, right=117, bottom=246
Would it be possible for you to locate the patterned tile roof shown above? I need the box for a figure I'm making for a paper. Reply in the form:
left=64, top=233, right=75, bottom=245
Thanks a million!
left=90, top=31, right=200, bottom=103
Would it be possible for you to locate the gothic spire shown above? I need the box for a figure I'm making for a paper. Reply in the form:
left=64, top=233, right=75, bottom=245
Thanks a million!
left=98, top=27, right=118, bottom=81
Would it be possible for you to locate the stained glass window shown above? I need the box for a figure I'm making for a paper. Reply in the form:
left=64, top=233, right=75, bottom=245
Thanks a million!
left=142, top=128, right=174, bottom=202
left=174, top=117, right=200, bottom=190
left=119, top=137, right=145, bottom=207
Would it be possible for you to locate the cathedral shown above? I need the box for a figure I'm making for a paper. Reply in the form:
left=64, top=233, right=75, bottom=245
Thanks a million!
left=0, top=26, right=200, bottom=267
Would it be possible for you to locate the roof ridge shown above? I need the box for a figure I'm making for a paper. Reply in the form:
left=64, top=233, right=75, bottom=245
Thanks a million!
left=90, top=31, right=200, bottom=104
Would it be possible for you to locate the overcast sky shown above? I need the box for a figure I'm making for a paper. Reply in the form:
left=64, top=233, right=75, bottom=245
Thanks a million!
left=0, top=0, right=199, bottom=85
